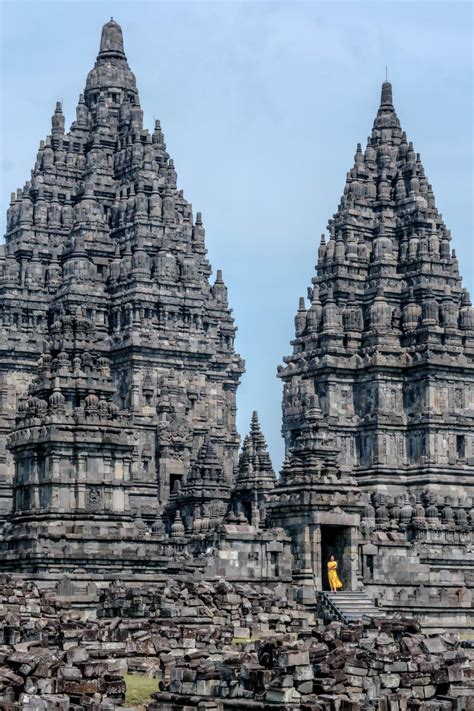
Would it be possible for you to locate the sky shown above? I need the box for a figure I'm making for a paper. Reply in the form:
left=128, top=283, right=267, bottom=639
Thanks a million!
left=1, top=0, right=473, bottom=471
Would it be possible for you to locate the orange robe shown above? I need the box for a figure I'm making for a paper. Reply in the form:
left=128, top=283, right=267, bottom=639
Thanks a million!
left=327, top=560, right=343, bottom=590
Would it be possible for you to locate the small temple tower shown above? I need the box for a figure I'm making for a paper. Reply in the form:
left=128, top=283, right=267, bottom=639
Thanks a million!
left=268, top=395, right=364, bottom=596
left=229, top=411, right=276, bottom=527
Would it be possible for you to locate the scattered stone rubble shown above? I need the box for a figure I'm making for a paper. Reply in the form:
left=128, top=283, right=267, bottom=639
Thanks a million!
left=149, top=620, right=474, bottom=710
left=0, top=576, right=472, bottom=710
left=0, top=576, right=310, bottom=709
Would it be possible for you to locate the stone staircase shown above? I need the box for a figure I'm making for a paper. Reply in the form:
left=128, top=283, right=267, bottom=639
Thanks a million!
left=319, top=590, right=384, bottom=623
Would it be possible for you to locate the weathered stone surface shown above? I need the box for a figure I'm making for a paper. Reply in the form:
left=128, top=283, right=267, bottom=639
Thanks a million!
left=0, top=17, right=244, bottom=577
left=0, top=20, right=473, bottom=711
left=269, top=80, right=474, bottom=630
left=145, top=608, right=474, bottom=710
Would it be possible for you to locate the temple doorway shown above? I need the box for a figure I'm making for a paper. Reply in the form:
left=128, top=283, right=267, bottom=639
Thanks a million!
left=321, top=525, right=351, bottom=591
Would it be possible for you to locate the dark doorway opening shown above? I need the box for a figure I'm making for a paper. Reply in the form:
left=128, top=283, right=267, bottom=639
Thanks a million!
left=321, top=525, right=351, bottom=591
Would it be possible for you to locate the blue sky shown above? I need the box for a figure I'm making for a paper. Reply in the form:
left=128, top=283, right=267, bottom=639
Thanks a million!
left=1, top=0, right=473, bottom=470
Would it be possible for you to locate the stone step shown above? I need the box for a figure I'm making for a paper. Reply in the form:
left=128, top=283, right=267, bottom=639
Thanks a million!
left=326, top=598, right=376, bottom=604
left=328, top=596, right=373, bottom=599
left=332, top=602, right=379, bottom=608
left=322, top=590, right=384, bottom=622
left=331, top=598, right=374, bottom=606
left=330, top=604, right=377, bottom=610
left=327, top=608, right=376, bottom=613
left=326, top=593, right=367, bottom=600
left=326, top=592, right=368, bottom=596
left=327, top=599, right=374, bottom=604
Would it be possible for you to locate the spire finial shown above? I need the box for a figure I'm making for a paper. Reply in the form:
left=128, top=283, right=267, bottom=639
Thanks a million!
left=51, top=100, right=65, bottom=135
left=380, top=79, right=393, bottom=107
left=98, top=17, right=125, bottom=58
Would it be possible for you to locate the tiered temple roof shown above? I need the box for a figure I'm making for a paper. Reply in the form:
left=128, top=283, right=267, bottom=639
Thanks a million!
left=279, top=81, right=474, bottom=496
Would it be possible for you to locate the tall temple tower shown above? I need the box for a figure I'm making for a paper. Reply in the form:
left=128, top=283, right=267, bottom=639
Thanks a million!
left=271, top=82, right=474, bottom=627
left=0, top=19, right=244, bottom=572
left=279, top=81, right=474, bottom=500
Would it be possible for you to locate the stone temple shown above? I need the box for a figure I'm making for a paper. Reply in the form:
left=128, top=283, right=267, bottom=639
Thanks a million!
left=0, top=19, right=472, bottom=636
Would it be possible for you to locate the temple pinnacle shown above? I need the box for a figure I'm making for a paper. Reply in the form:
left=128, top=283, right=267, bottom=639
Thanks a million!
left=380, top=80, right=393, bottom=107
left=98, top=17, right=125, bottom=59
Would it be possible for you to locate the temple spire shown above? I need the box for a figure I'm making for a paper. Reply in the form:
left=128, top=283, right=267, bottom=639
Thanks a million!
left=98, top=18, right=126, bottom=59
left=280, top=76, right=472, bottom=506
left=229, top=411, right=275, bottom=527
left=51, top=101, right=65, bottom=135
left=237, top=411, right=275, bottom=484
left=380, top=80, right=393, bottom=108
left=85, top=17, right=138, bottom=109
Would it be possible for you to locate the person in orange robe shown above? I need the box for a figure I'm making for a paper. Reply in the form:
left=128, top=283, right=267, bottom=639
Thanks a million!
left=327, top=555, right=343, bottom=592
